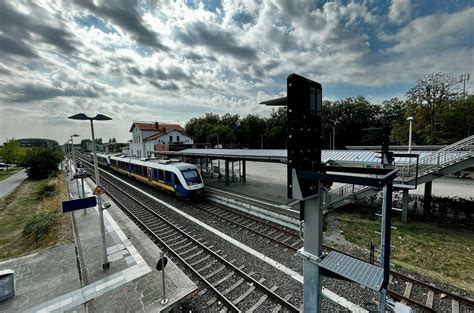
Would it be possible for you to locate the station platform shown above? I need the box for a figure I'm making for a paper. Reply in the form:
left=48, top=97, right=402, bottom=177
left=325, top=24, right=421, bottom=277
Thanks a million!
left=204, top=176, right=295, bottom=208
left=0, top=163, right=197, bottom=312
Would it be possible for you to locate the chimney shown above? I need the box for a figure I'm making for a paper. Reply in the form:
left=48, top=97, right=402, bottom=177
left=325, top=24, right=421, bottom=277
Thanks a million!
left=162, top=127, right=166, bottom=133
left=155, top=121, right=159, bottom=129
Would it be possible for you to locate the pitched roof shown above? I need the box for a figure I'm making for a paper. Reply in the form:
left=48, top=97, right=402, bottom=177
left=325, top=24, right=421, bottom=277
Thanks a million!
left=143, top=128, right=188, bottom=141
left=129, top=122, right=185, bottom=133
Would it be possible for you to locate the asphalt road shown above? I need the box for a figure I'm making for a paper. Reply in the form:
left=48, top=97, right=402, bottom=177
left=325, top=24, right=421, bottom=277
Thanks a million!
left=0, top=169, right=27, bottom=198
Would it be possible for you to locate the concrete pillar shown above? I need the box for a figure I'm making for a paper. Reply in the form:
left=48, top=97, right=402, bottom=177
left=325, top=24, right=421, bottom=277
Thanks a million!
left=423, top=181, right=432, bottom=216
left=225, top=160, right=229, bottom=185
left=401, top=189, right=408, bottom=223
left=242, top=160, right=246, bottom=183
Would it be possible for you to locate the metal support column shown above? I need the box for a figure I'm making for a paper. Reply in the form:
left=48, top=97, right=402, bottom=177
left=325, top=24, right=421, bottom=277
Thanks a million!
left=423, top=181, right=432, bottom=216
left=242, top=160, right=246, bottom=183
left=225, top=160, right=229, bottom=185
left=303, top=183, right=324, bottom=312
left=378, top=182, right=393, bottom=312
left=402, top=189, right=408, bottom=223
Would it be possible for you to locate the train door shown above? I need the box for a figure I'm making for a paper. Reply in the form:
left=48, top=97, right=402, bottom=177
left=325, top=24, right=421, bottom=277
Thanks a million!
left=147, top=167, right=152, bottom=181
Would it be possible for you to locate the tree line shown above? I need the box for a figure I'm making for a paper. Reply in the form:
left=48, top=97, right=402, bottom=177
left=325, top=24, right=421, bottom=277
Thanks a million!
left=0, top=139, right=63, bottom=179
left=185, top=73, right=473, bottom=148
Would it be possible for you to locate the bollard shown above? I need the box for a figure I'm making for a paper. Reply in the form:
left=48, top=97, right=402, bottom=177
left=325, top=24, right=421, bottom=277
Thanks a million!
left=156, top=252, right=168, bottom=305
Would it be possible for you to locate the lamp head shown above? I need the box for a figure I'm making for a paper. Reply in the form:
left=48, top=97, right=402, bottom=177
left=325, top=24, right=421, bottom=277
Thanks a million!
left=406, top=116, right=414, bottom=121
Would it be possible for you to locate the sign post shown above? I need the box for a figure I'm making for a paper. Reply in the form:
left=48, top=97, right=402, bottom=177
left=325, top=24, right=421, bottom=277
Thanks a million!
left=156, top=252, right=169, bottom=305
left=62, top=196, right=97, bottom=213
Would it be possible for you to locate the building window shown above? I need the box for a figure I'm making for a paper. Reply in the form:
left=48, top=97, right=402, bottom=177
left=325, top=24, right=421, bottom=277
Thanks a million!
left=169, top=135, right=172, bottom=143
left=177, top=135, right=180, bottom=142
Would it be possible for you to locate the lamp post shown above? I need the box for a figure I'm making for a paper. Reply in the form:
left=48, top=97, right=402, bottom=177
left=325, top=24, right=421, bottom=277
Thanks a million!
left=68, top=113, right=112, bottom=270
left=70, top=134, right=80, bottom=169
left=407, top=116, right=414, bottom=153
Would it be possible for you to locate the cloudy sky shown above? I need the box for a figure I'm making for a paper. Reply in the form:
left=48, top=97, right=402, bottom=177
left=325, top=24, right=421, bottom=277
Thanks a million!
left=0, top=0, right=473, bottom=144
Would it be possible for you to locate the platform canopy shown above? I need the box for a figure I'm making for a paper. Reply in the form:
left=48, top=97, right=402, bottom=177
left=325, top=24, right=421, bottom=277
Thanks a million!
left=156, top=149, right=438, bottom=166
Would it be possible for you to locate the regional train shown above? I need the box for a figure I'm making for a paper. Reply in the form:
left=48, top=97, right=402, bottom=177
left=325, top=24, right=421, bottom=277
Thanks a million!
left=92, top=153, right=204, bottom=198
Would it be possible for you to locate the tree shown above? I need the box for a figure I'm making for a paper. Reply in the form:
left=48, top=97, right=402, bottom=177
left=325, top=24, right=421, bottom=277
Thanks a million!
left=80, top=139, right=92, bottom=151
left=0, top=138, right=21, bottom=170
left=22, top=147, right=63, bottom=179
left=264, top=107, right=287, bottom=148
left=406, top=73, right=460, bottom=144
left=323, top=96, right=382, bottom=147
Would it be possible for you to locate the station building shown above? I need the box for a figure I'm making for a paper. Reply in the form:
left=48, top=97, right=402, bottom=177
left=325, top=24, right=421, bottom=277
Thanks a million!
left=129, top=122, right=194, bottom=157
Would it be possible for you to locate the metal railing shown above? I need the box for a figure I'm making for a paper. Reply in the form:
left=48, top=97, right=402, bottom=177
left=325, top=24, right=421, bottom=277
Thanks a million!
left=395, top=135, right=474, bottom=183
left=326, top=135, right=474, bottom=207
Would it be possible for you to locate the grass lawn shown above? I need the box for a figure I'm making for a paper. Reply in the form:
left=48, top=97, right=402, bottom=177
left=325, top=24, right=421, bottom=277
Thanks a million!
left=0, top=167, right=23, bottom=181
left=335, top=211, right=474, bottom=296
left=0, top=172, right=73, bottom=260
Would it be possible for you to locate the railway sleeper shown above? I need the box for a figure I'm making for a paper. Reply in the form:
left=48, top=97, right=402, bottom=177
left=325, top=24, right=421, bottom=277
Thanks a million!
left=426, top=290, right=434, bottom=308
left=212, top=271, right=235, bottom=288
left=271, top=294, right=292, bottom=313
left=183, top=249, right=204, bottom=261
left=178, top=245, right=199, bottom=255
left=195, top=259, right=218, bottom=272
left=247, top=285, right=279, bottom=313
left=189, top=255, right=211, bottom=267
left=203, top=265, right=226, bottom=280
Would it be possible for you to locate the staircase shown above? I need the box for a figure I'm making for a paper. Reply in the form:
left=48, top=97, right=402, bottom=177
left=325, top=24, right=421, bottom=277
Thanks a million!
left=326, top=135, right=474, bottom=209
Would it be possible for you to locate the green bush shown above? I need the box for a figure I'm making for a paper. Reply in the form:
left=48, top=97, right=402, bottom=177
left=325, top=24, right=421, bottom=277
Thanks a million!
left=22, top=147, right=63, bottom=180
left=23, top=212, right=58, bottom=241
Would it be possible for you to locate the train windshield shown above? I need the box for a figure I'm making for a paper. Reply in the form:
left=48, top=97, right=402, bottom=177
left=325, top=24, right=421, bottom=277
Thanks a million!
left=181, top=169, right=202, bottom=184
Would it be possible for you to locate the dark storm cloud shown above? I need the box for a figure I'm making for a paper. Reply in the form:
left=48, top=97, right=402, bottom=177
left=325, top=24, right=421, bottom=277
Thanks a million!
left=175, top=21, right=258, bottom=61
left=149, top=81, right=180, bottom=91
left=0, top=35, right=39, bottom=58
left=184, top=51, right=217, bottom=63
left=128, top=65, right=198, bottom=87
left=9, top=84, right=100, bottom=103
left=0, top=2, right=78, bottom=57
left=74, top=0, right=169, bottom=51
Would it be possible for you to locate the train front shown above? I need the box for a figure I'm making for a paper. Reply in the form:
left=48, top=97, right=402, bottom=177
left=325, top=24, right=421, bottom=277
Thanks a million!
left=177, top=165, right=204, bottom=197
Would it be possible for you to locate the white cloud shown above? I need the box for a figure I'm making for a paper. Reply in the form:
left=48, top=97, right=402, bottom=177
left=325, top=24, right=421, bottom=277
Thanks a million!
left=388, top=0, right=411, bottom=25
left=0, top=0, right=472, bottom=144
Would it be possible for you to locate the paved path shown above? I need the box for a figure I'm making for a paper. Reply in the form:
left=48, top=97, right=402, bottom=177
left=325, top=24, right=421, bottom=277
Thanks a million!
left=0, top=169, right=27, bottom=198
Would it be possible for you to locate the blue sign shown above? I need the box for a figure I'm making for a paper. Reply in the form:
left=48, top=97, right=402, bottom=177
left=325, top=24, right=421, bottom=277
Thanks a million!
left=62, top=196, right=97, bottom=213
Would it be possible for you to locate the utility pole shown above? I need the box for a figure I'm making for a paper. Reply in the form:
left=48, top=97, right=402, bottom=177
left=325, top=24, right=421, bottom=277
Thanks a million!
left=459, top=73, right=470, bottom=97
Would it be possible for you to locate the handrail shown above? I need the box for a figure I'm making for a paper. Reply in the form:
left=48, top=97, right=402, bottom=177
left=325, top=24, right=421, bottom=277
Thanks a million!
left=327, top=135, right=474, bottom=207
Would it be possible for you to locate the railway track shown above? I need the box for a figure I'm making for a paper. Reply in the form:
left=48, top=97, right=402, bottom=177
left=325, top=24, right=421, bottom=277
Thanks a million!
left=80, top=160, right=299, bottom=312
left=77, top=156, right=473, bottom=312
left=189, top=200, right=474, bottom=312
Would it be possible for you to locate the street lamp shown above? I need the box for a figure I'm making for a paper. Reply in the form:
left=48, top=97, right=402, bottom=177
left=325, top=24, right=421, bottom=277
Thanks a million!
left=407, top=116, right=414, bottom=153
left=70, top=134, right=80, bottom=167
left=68, top=113, right=112, bottom=270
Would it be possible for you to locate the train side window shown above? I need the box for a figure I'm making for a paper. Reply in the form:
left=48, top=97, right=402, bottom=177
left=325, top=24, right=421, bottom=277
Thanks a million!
left=153, top=169, right=158, bottom=179
left=174, top=174, right=183, bottom=187
left=158, top=169, right=164, bottom=181
left=164, top=171, right=171, bottom=182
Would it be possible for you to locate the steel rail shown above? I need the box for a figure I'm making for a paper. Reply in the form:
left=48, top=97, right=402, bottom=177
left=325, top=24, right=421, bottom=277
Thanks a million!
left=193, top=198, right=474, bottom=309
left=84, top=161, right=299, bottom=312
left=87, top=169, right=240, bottom=312
left=191, top=202, right=298, bottom=251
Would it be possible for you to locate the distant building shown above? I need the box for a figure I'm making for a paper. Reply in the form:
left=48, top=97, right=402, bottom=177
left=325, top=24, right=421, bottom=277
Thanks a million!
left=18, top=138, right=59, bottom=148
left=128, top=122, right=194, bottom=157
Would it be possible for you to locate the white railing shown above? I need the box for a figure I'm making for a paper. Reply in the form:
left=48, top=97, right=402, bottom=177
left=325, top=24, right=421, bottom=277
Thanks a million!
left=327, top=135, right=474, bottom=207
left=396, top=135, right=474, bottom=183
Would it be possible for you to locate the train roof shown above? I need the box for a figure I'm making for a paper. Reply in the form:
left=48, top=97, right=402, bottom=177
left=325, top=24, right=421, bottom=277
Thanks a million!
left=110, top=155, right=197, bottom=171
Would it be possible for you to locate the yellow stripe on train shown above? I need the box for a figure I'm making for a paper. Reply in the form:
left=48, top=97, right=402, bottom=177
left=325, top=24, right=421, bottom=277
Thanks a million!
left=129, top=172, right=175, bottom=192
